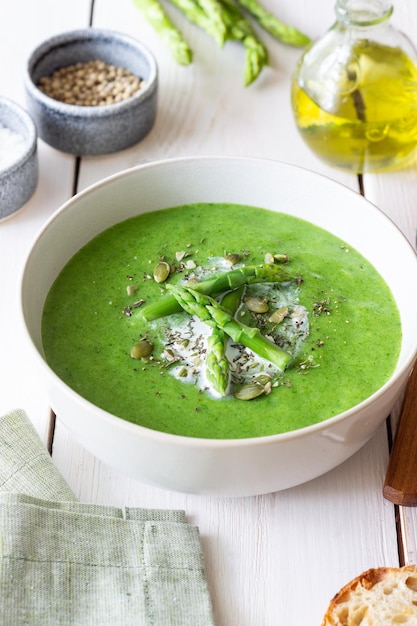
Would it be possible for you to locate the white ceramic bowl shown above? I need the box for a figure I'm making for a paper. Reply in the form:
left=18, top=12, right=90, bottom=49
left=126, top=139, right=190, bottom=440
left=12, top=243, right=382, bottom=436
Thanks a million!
left=24, top=28, right=158, bottom=156
left=20, top=157, right=417, bottom=497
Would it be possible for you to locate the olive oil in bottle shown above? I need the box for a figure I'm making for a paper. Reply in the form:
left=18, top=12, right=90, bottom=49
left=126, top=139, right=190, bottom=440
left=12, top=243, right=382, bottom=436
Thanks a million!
left=291, top=0, right=417, bottom=173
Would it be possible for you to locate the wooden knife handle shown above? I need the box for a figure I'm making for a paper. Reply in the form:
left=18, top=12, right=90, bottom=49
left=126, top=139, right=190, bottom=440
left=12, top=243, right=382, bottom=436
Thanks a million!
left=383, top=363, right=417, bottom=506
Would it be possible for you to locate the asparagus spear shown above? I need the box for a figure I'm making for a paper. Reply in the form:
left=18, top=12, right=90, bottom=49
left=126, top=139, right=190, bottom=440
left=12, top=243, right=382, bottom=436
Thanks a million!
left=132, top=0, right=193, bottom=65
left=140, top=263, right=292, bottom=322
left=219, top=0, right=268, bottom=86
left=205, top=285, right=244, bottom=395
left=169, top=0, right=227, bottom=46
left=167, top=285, right=292, bottom=371
left=205, top=328, right=229, bottom=395
left=198, top=0, right=228, bottom=45
left=236, top=0, right=311, bottom=47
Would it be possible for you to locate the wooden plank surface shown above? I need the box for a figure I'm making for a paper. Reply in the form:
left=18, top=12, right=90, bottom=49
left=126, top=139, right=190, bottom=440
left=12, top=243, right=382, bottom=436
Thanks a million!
left=1, top=1, right=416, bottom=624
left=0, top=0, right=90, bottom=436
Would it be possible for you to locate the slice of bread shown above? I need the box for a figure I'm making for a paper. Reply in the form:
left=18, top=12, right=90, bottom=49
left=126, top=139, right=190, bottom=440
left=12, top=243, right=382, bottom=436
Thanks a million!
left=322, top=565, right=417, bottom=625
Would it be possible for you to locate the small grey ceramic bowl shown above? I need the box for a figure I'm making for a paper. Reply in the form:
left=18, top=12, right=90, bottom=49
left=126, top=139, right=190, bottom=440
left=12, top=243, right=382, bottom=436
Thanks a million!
left=0, top=97, right=38, bottom=221
left=24, top=28, right=158, bottom=156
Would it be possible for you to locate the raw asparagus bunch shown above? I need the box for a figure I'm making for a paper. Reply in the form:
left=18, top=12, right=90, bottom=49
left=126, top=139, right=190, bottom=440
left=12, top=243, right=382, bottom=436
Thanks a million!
left=132, top=0, right=310, bottom=84
left=140, top=263, right=292, bottom=322
left=219, top=0, right=268, bottom=86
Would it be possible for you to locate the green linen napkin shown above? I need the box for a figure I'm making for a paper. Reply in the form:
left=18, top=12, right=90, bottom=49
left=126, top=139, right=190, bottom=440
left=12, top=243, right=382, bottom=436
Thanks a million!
left=0, top=409, right=214, bottom=626
left=0, top=408, right=76, bottom=501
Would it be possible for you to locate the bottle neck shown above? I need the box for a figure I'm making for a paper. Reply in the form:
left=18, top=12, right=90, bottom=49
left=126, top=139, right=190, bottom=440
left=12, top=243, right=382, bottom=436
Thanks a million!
left=335, top=0, right=393, bottom=26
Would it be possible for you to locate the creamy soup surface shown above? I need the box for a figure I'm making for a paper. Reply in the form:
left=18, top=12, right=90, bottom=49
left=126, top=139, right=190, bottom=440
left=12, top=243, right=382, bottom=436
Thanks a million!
left=42, top=203, right=401, bottom=439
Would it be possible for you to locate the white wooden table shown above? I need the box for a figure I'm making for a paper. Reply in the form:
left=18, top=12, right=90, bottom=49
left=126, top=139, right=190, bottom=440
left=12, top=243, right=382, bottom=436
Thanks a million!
left=1, top=1, right=417, bottom=623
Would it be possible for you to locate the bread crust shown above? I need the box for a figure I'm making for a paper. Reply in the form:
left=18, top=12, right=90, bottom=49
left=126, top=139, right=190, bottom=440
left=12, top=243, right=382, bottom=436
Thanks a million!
left=322, top=565, right=417, bottom=625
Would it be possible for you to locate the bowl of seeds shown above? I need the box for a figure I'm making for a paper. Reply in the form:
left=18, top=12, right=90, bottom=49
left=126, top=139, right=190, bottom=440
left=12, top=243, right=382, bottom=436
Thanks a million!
left=24, top=28, right=158, bottom=156
left=0, top=96, right=38, bottom=221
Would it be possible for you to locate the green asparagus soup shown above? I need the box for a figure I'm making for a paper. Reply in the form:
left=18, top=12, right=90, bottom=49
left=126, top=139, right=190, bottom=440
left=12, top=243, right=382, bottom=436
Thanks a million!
left=41, top=203, right=401, bottom=439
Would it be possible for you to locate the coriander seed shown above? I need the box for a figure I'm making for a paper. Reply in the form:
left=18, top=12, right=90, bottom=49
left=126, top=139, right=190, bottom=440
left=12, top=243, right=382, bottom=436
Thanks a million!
left=37, top=59, right=144, bottom=106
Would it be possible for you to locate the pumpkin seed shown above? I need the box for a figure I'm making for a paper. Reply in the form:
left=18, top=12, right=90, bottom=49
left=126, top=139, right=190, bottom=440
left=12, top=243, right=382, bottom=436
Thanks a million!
left=254, top=374, right=272, bottom=396
left=153, top=261, right=170, bottom=283
left=274, top=253, right=289, bottom=263
left=244, top=296, right=269, bottom=313
left=254, top=374, right=272, bottom=386
left=126, top=284, right=138, bottom=296
left=269, top=306, right=289, bottom=324
left=224, top=253, right=241, bottom=266
left=264, top=252, right=275, bottom=264
left=130, top=339, right=154, bottom=359
left=234, top=381, right=265, bottom=401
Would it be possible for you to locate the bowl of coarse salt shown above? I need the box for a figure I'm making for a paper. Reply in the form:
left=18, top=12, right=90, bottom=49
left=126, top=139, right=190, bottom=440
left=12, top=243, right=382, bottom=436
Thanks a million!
left=24, top=28, right=158, bottom=156
left=0, top=96, right=38, bottom=221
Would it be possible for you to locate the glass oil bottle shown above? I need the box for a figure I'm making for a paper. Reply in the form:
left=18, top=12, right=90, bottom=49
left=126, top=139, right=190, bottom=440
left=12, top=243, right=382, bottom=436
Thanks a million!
left=291, top=0, right=417, bottom=173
